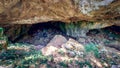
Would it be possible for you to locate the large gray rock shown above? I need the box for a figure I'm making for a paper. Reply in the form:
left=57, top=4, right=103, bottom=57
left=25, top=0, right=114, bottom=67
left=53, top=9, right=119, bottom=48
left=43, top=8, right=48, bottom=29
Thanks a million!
left=41, top=35, right=67, bottom=56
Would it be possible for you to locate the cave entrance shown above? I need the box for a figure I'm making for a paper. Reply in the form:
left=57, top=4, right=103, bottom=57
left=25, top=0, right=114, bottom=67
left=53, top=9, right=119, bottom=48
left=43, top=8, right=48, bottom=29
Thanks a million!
left=14, top=22, right=120, bottom=49
left=17, top=21, right=68, bottom=45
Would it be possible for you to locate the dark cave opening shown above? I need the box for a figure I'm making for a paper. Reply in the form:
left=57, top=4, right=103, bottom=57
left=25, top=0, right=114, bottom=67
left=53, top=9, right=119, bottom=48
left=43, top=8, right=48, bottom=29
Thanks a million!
left=106, top=25, right=120, bottom=34
left=16, top=21, right=69, bottom=45
left=28, top=21, right=63, bottom=35
left=10, top=21, right=120, bottom=44
left=87, top=25, right=120, bottom=35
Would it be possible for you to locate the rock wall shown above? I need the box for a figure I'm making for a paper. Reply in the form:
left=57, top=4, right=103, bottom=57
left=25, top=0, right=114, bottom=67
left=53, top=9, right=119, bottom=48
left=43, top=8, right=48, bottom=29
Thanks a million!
left=0, top=0, right=119, bottom=26
left=0, top=25, right=31, bottom=41
left=0, top=0, right=120, bottom=40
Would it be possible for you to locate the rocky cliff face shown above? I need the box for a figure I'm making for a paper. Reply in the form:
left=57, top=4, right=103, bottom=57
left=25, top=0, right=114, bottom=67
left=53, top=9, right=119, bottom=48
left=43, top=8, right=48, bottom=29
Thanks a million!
left=0, top=0, right=119, bottom=26
left=0, top=0, right=120, bottom=39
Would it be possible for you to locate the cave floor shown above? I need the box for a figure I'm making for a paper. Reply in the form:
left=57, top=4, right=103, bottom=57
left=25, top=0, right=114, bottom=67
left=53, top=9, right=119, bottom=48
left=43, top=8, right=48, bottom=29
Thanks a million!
left=0, top=26, right=120, bottom=68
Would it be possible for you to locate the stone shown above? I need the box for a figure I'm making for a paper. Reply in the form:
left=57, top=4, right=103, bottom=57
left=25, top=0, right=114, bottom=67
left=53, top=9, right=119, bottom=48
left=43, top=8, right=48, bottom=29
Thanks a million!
left=0, top=0, right=119, bottom=41
left=76, top=51, right=84, bottom=58
left=0, top=64, right=14, bottom=68
left=39, top=64, right=47, bottom=68
left=0, top=0, right=119, bottom=29
left=104, top=41, right=120, bottom=51
left=111, top=65, right=118, bottom=68
left=67, top=51, right=76, bottom=57
left=0, top=66, right=5, bottom=68
left=118, top=65, right=120, bottom=68
left=62, top=38, right=85, bottom=51
left=41, top=35, right=67, bottom=56
left=34, top=45, right=44, bottom=50
left=63, top=43, right=74, bottom=50
left=46, top=35, right=67, bottom=48
left=29, top=64, right=35, bottom=68
left=41, top=45, right=58, bottom=56
left=83, top=65, right=90, bottom=68
left=7, top=64, right=14, bottom=68
left=78, top=37, right=86, bottom=43
left=108, top=37, right=115, bottom=40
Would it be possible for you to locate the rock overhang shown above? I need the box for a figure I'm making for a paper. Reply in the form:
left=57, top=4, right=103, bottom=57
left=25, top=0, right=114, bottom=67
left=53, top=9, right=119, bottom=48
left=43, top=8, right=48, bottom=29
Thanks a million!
left=0, top=0, right=119, bottom=28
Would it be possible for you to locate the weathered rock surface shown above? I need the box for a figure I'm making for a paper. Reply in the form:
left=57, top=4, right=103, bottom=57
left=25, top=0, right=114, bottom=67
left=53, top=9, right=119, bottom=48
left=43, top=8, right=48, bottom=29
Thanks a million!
left=41, top=35, right=67, bottom=56
left=0, top=0, right=119, bottom=27
left=105, top=41, right=120, bottom=51
left=0, top=24, right=31, bottom=41
left=62, top=38, right=85, bottom=51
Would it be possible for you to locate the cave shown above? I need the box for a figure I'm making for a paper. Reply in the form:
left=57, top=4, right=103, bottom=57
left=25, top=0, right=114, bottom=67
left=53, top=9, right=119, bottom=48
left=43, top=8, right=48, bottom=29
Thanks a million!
left=0, top=21, right=120, bottom=68
left=1, top=22, right=120, bottom=51
left=11, top=22, right=120, bottom=51
left=0, top=0, right=120, bottom=67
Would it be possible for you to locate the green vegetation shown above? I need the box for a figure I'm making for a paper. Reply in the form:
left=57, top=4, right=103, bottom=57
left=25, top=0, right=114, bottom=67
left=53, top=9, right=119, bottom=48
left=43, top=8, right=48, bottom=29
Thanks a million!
left=58, top=61, right=68, bottom=68
left=0, top=25, right=120, bottom=68
left=0, top=28, right=3, bottom=37
left=0, top=27, right=8, bottom=51
left=76, top=60, right=92, bottom=68
left=0, top=43, right=48, bottom=67
left=85, top=43, right=100, bottom=58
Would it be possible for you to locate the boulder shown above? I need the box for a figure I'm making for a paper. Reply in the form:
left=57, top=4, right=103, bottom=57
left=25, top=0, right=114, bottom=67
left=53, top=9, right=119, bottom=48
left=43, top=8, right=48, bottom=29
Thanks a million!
left=41, top=35, right=67, bottom=56
left=62, top=38, right=85, bottom=51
